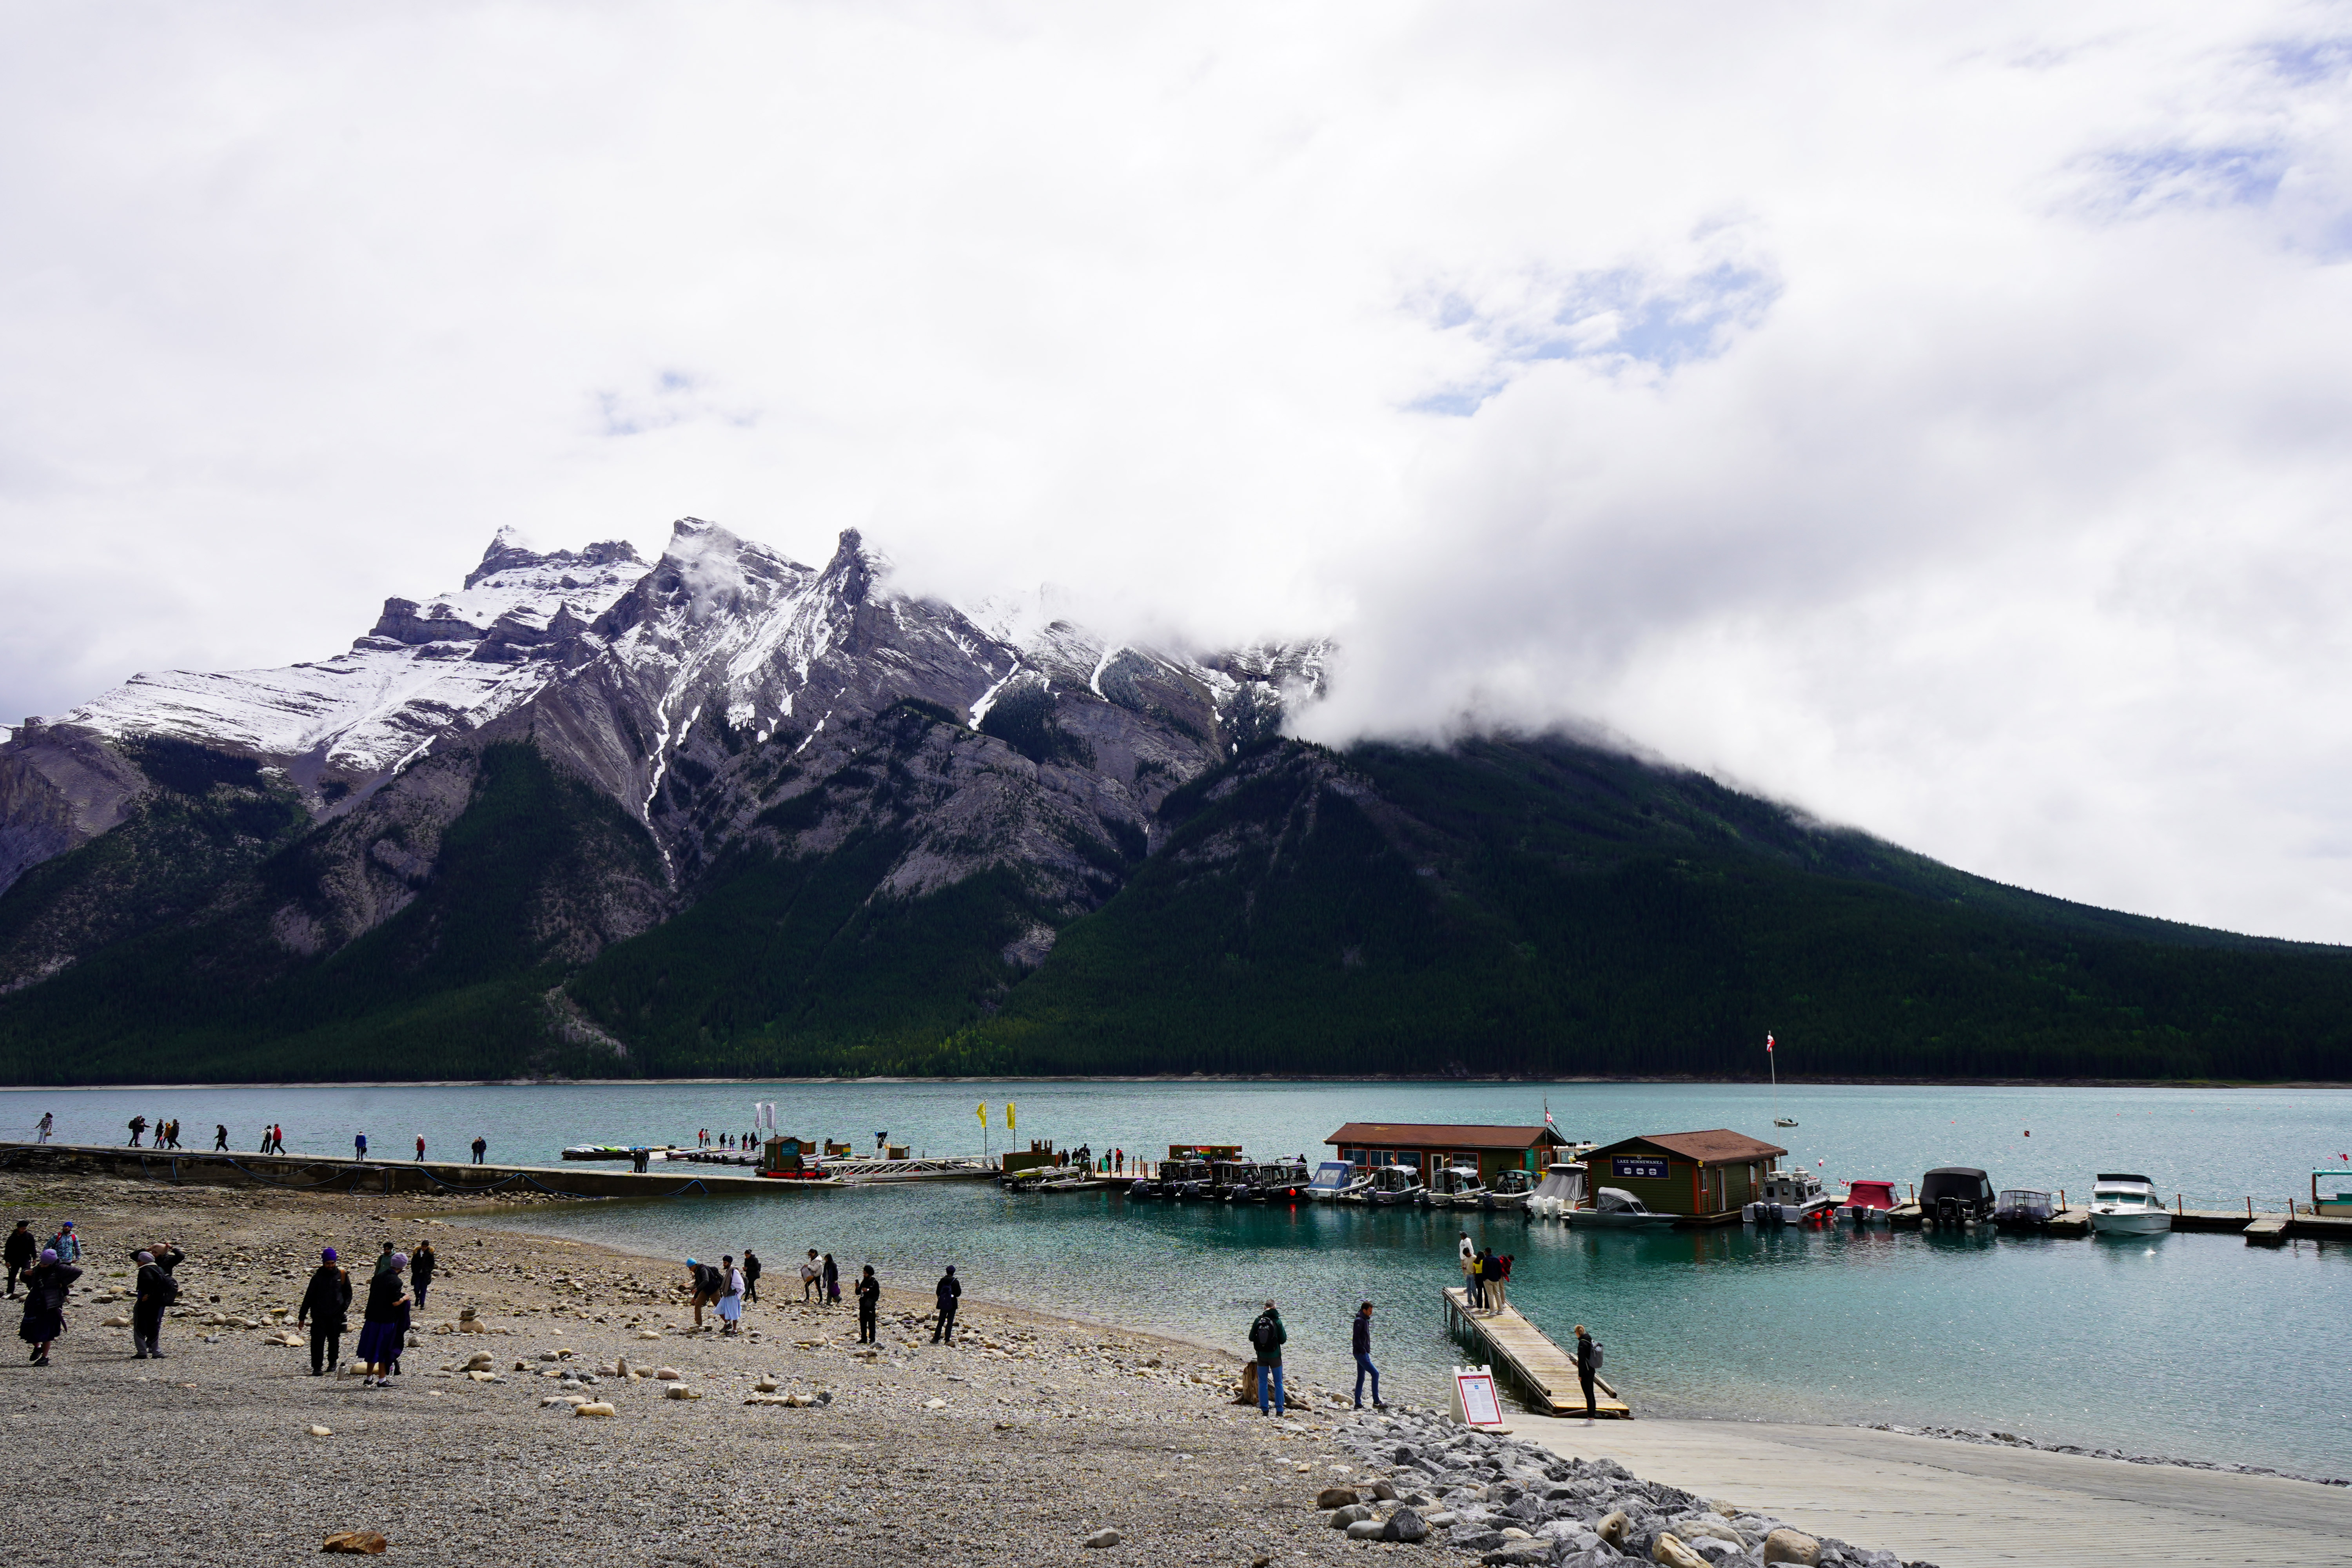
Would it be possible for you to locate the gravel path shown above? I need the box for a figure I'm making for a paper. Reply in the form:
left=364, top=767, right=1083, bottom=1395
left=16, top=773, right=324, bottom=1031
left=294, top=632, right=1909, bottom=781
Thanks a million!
left=0, top=1169, right=1476, bottom=1567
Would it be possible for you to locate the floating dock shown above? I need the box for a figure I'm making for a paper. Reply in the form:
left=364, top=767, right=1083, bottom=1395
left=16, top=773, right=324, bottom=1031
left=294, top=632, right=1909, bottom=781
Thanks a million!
left=0, top=1142, right=843, bottom=1200
left=1443, top=1285, right=1629, bottom=1419
left=1889, top=1199, right=2352, bottom=1243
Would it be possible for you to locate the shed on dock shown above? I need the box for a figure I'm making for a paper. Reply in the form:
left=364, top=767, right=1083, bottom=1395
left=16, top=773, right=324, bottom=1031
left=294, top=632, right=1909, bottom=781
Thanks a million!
left=1583, top=1129, right=1785, bottom=1221
left=1326, top=1123, right=1572, bottom=1187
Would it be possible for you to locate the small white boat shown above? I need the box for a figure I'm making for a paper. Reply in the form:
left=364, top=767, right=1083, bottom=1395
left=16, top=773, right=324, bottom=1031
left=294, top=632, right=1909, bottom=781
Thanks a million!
left=1420, top=1165, right=1488, bottom=1209
left=1361, top=1165, right=1425, bottom=1207
left=1744, top=1167, right=1837, bottom=1225
left=1570, top=1187, right=1678, bottom=1228
left=1482, top=1168, right=1536, bottom=1212
left=2087, top=1173, right=2172, bottom=1236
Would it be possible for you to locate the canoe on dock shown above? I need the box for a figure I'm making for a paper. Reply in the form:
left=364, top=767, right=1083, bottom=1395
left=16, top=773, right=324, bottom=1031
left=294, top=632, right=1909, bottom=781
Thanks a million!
left=1442, top=1286, right=1629, bottom=1419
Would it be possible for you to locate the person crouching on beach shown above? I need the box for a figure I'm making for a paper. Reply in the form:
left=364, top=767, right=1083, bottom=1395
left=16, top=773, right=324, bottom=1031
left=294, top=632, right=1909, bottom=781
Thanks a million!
left=356, top=1252, right=410, bottom=1387
left=717, top=1256, right=745, bottom=1336
left=685, top=1259, right=720, bottom=1328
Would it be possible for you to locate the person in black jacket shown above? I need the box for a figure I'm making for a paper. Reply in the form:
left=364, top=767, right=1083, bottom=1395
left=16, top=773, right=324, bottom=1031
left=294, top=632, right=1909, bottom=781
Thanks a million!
left=855, top=1265, right=880, bottom=1344
left=931, top=1265, right=960, bottom=1343
left=1351, top=1301, right=1383, bottom=1409
left=131, top=1250, right=176, bottom=1358
left=740, top=1247, right=762, bottom=1303
left=299, top=1248, right=352, bottom=1376
left=3, top=1222, right=32, bottom=1298
left=1574, top=1324, right=1601, bottom=1419
left=1250, top=1301, right=1287, bottom=1415
left=411, top=1241, right=437, bottom=1308
left=17, top=1249, right=79, bottom=1365
left=356, top=1253, right=410, bottom=1387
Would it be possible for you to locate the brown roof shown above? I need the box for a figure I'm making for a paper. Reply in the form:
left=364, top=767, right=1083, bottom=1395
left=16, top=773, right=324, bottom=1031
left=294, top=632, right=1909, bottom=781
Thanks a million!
left=1588, top=1129, right=1787, bottom=1167
left=1325, top=1123, right=1563, bottom=1151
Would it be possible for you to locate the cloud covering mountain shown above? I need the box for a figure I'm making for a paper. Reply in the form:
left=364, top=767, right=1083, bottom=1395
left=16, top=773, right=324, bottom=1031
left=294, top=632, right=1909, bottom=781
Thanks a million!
left=5, top=5, right=2352, bottom=937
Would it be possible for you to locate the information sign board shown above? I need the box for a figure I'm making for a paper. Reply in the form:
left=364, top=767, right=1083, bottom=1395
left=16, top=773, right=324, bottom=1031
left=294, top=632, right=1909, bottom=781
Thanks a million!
left=1451, top=1365, right=1505, bottom=1428
left=1612, top=1156, right=1669, bottom=1181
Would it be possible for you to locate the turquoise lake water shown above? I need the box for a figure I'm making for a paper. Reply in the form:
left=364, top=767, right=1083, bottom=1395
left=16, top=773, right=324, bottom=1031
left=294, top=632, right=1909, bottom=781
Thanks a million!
left=7, top=1079, right=2348, bottom=1475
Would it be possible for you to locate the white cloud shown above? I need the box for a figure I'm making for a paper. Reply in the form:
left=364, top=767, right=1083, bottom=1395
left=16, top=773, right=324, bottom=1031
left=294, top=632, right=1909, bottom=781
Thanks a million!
left=4, top=3, right=2352, bottom=938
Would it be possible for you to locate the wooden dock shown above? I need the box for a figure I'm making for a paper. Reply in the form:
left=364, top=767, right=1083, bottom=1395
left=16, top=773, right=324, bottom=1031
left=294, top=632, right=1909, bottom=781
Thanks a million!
left=1442, top=1286, right=1629, bottom=1419
left=0, top=1141, right=846, bottom=1200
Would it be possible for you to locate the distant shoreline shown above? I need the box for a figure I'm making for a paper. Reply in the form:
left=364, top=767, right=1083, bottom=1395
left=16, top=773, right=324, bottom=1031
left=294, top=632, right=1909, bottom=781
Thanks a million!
left=3, top=1073, right=2347, bottom=1092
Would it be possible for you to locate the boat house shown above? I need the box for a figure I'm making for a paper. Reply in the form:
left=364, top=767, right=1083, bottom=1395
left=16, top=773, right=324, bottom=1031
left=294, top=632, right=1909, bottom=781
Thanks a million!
left=1325, top=1123, right=1572, bottom=1187
left=1582, top=1129, right=1786, bottom=1221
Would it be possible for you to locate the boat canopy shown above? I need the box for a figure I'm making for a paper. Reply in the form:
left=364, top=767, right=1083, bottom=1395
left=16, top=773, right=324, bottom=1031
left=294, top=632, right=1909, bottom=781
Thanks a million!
left=1532, top=1163, right=1586, bottom=1203
left=1996, top=1189, right=2054, bottom=1220
left=1919, top=1167, right=1993, bottom=1204
left=1593, top=1187, right=1650, bottom=1214
left=2096, top=1172, right=2155, bottom=1185
left=1845, top=1180, right=1898, bottom=1208
left=1306, top=1161, right=1356, bottom=1192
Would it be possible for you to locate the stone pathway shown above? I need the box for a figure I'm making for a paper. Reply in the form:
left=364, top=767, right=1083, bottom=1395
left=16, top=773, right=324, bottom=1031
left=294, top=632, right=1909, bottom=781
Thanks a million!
left=1509, top=1415, right=2352, bottom=1568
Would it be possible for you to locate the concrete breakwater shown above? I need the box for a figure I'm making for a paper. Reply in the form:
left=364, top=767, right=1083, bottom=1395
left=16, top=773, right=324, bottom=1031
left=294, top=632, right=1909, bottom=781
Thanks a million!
left=0, top=1141, right=840, bottom=1200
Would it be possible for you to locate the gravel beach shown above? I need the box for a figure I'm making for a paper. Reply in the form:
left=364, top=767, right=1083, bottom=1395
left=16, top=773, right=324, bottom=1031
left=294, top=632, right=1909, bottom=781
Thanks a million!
left=0, top=1168, right=1468, bottom=1568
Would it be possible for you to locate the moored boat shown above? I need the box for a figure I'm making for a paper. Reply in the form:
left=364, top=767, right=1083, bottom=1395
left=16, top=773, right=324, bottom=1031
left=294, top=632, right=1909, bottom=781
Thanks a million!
left=1361, top=1165, right=1425, bottom=1207
left=1305, top=1161, right=1367, bottom=1201
left=1419, top=1164, right=1487, bottom=1209
left=1838, top=1179, right=1900, bottom=1224
left=1570, top=1187, right=1677, bottom=1228
left=2087, top=1173, right=2171, bottom=1236
left=1481, top=1167, right=1535, bottom=1212
left=1528, top=1161, right=1586, bottom=1219
left=1994, top=1189, right=2056, bottom=1231
left=1920, top=1166, right=1996, bottom=1228
left=1744, top=1167, right=1837, bottom=1225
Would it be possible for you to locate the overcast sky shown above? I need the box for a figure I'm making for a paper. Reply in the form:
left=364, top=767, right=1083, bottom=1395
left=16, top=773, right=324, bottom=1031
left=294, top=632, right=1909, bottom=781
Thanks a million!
left=5, top=4, right=2352, bottom=941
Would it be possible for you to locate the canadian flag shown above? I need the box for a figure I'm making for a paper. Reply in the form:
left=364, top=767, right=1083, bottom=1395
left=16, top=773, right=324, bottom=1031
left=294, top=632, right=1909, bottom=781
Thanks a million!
left=1766, top=1034, right=1775, bottom=1053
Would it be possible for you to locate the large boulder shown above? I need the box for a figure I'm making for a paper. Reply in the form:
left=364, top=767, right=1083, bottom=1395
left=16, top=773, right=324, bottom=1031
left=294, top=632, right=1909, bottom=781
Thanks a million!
left=1763, top=1528, right=1821, bottom=1566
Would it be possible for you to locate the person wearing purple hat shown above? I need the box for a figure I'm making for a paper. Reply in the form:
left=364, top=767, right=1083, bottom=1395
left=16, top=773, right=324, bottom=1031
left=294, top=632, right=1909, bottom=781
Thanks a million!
left=17, top=1247, right=78, bottom=1366
left=356, top=1251, right=409, bottom=1387
left=299, top=1248, right=352, bottom=1376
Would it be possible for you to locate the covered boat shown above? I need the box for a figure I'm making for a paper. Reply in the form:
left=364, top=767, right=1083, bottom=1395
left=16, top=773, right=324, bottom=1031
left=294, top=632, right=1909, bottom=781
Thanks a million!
left=561, top=1145, right=638, bottom=1162
left=1305, top=1161, right=1367, bottom=1201
left=1528, top=1162, right=1586, bottom=1219
left=1994, top=1189, right=2056, bottom=1230
left=1571, top=1187, right=1677, bottom=1228
left=1839, top=1179, right=1900, bottom=1225
left=1419, top=1165, right=1488, bottom=1209
left=1920, top=1167, right=1995, bottom=1227
left=1361, top=1165, right=1425, bottom=1207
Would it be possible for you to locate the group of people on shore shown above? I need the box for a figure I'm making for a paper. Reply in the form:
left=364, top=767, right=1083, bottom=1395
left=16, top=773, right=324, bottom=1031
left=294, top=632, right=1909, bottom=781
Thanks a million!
left=297, top=1238, right=439, bottom=1385
left=1246, top=1297, right=1390, bottom=1416
left=675, top=1245, right=947, bottom=1350
left=7, top=1218, right=181, bottom=1366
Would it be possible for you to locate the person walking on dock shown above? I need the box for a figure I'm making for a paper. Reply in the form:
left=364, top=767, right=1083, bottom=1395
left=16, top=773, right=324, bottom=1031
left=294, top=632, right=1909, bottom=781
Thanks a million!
left=1458, top=1232, right=1480, bottom=1308
left=410, top=1241, right=437, bottom=1308
left=353, top=1131, right=368, bottom=1160
left=471, top=1136, right=486, bottom=1165
left=1476, top=1249, right=1501, bottom=1316
left=17, top=1248, right=78, bottom=1366
left=1493, top=1253, right=1513, bottom=1316
left=414, top=1134, right=426, bottom=1162
left=212, top=1125, right=227, bottom=1151
left=716, top=1256, right=745, bottom=1336
left=270, top=1125, right=285, bottom=1154
left=1249, top=1301, right=1287, bottom=1416
left=1573, top=1325, right=1601, bottom=1419
left=822, top=1252, right=839, bottom=1305
left=801, top=1250, right=822, bottom=1303
left=356, top=1252, right=410, bottom=1387
left=126, top=1115, right=146, bottom=1147
left=932, top=1265, right=961, bottom=1344
left=300, top=1248, right=350, bottom=1376
left=4, top=1222, right=32, bottom=1298
left=740, top=1247, right=762, bottom=1303
left=131, top=1249, right=176, bottom=1358
left=1352, top=1301, right=1384, bottom=1409
left=33, top=1113, right=52, bottom=1144
left=856, top=1265, right=879, bottom=1344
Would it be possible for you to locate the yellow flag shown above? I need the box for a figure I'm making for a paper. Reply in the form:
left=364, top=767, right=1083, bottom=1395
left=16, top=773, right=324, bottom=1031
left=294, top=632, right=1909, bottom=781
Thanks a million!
left=976, top=1102, right=987, bottom=1128
left=1006, top=1102, right=1016, bottom=1131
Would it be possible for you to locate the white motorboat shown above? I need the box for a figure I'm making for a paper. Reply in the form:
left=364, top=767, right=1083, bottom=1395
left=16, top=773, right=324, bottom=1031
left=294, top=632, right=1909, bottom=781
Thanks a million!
left=1481, top=1167, right=1536, bottom=1212
left=1528, top=1161, right=1586, bottom=1220
left=1361, top=1165, right=1425, bottom=1207
left=1420, top=1164, right=1488, bottom=1209
left=2087, top=1173, right=2172, bottom=1236
left=1305, top=1161, right=1368, bottom=1202
left=1570, top=1187, right=1678, bottom=1228
left=1744, top=1167, right=1837, bottom=1225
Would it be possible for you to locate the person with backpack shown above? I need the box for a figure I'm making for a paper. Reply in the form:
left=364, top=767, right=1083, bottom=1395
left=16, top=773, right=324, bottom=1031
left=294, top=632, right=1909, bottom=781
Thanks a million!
left=131, top=1249, right=178, bottom=1357
left=4, top=1222, right=32, bottom=1298
left=299, top=1248, right=352, bottom=1376
left=855, top=1265, right=880, bottom=1344
left=1476, top=1249, right=1501, bottom=1315
left=931, top=1265, right=961, bottom=1343
left=126, top=1115, right=147, bottom=1148
left=212, top=1125, right=227, bottom=1151
left=1494, top=1253, right=1514, bottom=1315
left=1249, top=1301, right=1287, bottom=1415
left=1351, top=1301, right=1383, bottom=1409
left=1574, top=1324, right=1603, bottom=1418
left=46, top=1223, right=78, bottom=1265
left=685, top=1259, right=722, bottom=1328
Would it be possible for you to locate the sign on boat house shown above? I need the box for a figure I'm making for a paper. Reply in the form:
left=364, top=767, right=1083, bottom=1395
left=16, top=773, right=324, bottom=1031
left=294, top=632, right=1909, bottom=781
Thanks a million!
left=1325, top=1123, right=1571, bottom=1186
left=1583, top=1129, right=1786, bottom=1220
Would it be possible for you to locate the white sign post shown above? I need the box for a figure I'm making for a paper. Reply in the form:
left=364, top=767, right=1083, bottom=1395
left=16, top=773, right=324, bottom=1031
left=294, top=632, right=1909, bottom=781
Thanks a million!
left=1450, top=1364, right=1505, bottom=1429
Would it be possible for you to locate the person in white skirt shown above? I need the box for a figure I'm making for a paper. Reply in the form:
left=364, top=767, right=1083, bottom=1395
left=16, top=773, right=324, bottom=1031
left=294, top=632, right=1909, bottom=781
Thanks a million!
left=716, top=1255, right=746, bottom=1336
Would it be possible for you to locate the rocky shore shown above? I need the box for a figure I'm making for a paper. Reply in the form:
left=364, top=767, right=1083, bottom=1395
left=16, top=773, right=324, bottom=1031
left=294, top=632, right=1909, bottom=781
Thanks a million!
left=2, top=1166, right=1935, bottom=1567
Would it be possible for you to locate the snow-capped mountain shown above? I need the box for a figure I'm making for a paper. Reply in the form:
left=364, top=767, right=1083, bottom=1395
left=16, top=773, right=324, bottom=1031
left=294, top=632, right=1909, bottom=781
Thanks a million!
left=0, top=519, right=1330, bottom=962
